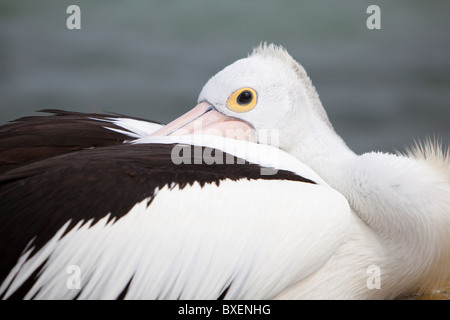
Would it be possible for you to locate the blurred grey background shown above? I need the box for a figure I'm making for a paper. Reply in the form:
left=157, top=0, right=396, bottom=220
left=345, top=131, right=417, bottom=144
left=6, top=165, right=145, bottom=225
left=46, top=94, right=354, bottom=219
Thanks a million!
left=0, top=0, right=449, bottom=154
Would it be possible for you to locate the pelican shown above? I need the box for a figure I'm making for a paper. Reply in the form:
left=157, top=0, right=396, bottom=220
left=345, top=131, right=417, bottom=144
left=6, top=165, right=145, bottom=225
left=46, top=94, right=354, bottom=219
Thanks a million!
left=0, top=43, right=448, bottom=300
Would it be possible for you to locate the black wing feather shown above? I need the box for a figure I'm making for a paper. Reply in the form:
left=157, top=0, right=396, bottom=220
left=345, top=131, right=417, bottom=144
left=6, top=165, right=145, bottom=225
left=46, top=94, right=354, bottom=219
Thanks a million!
left=0, top=142, right=315, bottom=294
left=0, top=109, right=162, bottom=175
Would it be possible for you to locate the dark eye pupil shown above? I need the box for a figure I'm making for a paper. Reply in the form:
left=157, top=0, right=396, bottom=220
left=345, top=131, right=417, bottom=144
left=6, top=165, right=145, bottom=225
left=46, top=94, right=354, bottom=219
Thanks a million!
left=237, top=90, right=253, bottom=105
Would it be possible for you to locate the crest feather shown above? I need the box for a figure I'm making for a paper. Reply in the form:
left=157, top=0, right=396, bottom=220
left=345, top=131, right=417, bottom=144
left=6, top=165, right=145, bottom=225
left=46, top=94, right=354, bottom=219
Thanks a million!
left=400, top=138, right=450, bottom=180
left=250, top=42, right=332, bottom=128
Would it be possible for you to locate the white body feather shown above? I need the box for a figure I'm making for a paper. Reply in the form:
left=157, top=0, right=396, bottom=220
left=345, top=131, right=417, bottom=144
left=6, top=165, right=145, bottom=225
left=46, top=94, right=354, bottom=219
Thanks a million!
left=0, top=137, right=350, bottom=300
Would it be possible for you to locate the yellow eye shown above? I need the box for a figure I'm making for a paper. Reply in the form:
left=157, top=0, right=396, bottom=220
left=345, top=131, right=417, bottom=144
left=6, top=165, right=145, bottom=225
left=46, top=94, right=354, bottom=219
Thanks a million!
left=226, top=87, right=257, bottom=113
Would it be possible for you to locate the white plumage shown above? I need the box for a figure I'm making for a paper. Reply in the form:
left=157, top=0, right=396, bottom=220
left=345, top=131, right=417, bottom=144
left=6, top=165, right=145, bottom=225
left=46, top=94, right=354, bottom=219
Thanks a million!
left=0, top=135, right=349, bottom=299
left=0, top=43, right=448, bottom=300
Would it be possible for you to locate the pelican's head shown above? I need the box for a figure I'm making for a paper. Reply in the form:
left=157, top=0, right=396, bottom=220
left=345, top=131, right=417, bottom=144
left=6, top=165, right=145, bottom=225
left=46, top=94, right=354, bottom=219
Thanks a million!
left=152, top=43, right=333, bottom=154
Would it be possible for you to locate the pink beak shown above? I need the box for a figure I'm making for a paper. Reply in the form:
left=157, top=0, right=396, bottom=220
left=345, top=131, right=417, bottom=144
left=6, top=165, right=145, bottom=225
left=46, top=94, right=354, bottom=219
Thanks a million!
left=150, top=101, right=256, bottom=142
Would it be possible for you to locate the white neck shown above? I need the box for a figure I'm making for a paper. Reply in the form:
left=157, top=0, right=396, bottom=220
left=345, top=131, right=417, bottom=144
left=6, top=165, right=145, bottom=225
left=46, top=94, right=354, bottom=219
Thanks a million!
left=284, top=114, right=450, bottom=298
left=287, top=115, right=356, bottom=192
